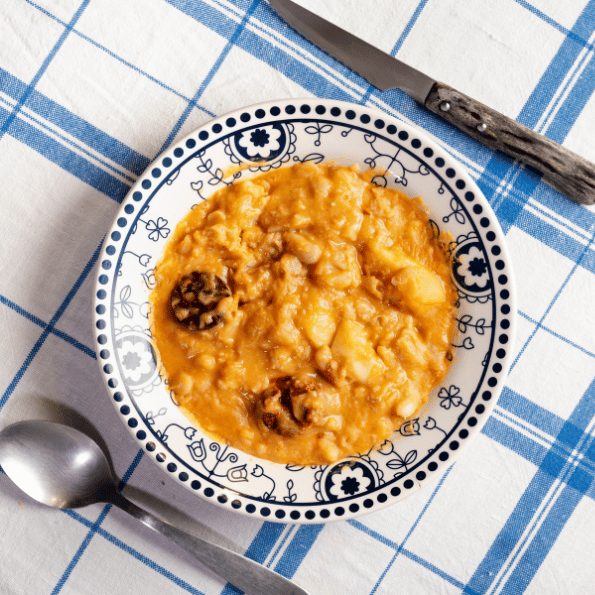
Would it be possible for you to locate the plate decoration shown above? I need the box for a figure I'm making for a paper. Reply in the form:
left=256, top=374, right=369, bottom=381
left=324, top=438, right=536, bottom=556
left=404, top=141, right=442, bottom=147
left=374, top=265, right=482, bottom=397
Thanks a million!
left=93, top=98, right=515, bottom=523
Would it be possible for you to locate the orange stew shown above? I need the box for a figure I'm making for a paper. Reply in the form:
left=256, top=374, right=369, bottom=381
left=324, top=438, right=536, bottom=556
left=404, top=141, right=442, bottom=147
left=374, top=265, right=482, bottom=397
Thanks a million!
left=149, top=162, right=457, bottom=465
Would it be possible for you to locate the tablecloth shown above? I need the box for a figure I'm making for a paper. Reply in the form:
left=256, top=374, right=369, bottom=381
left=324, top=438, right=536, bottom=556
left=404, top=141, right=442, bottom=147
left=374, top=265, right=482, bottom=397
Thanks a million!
left=1, top=1, right=595, bottom=594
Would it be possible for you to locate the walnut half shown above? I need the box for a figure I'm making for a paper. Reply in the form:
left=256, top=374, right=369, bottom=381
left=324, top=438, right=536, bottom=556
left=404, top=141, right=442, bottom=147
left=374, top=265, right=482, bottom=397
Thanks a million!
left=170, top=272, right=231, bottom=331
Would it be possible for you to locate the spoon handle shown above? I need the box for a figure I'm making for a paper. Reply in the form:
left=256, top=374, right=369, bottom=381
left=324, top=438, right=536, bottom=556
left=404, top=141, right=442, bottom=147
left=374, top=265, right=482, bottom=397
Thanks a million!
left=107, top=490, right=309, bottom=595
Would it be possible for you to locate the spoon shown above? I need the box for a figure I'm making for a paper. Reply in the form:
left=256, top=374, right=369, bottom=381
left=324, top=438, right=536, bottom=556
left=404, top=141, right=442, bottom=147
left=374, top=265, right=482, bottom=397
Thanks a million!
left=0, top=420, right=309, bottom=595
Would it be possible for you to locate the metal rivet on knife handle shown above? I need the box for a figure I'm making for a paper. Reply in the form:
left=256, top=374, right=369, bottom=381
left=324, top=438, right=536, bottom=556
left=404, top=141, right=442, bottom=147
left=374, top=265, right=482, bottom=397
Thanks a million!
left=425, top=82, right=595, bottom=205
left=440, top=102, right=451, bottom=112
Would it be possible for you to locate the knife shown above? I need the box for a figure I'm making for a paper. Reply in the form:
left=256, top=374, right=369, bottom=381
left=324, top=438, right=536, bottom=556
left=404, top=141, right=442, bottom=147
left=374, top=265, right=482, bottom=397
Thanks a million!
left=268, top=0, right=595, bottom=206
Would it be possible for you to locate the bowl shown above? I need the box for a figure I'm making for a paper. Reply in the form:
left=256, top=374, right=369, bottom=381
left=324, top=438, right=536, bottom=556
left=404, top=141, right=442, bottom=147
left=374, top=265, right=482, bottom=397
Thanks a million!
left=93, top=98, right=515, bottom=523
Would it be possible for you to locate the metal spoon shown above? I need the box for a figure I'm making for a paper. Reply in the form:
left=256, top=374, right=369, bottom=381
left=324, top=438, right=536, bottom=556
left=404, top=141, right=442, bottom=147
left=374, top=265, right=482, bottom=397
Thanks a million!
left=0, top=420, right=308, bottom=595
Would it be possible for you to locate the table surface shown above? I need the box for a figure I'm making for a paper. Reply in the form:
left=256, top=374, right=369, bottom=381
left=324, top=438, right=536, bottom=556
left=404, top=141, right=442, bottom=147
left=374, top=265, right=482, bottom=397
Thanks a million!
left=1, top=1, right=595, bottom=594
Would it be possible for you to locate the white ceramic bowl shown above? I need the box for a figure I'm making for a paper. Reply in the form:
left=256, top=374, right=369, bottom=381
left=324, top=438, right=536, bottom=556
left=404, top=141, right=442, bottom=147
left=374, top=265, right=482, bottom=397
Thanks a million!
left=93, top=98, right=515, bottom=524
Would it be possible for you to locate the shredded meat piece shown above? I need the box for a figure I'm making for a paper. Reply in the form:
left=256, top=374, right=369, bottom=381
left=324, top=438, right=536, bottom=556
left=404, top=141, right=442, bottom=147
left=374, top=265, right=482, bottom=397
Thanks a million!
left=256, top=376, right=320, bottom=436
left=170, top=272, right=231, bottom=331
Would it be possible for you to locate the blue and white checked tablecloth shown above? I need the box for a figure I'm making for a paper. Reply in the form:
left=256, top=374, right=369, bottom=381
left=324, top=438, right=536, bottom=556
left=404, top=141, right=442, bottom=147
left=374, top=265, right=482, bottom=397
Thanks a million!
left=2, top=1, right=595, bottom=594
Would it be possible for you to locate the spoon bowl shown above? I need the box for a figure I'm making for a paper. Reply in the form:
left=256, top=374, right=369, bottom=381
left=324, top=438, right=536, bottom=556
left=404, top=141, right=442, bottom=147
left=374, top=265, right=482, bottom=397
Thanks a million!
left=0, top=421, right=113, bottom=509
left=0, top=420, right=308, bottom=595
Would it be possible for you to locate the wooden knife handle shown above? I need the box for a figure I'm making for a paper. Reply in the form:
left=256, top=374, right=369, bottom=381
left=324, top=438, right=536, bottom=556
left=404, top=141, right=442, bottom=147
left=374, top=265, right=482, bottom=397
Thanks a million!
left=425, top=82, right=595, bottom=206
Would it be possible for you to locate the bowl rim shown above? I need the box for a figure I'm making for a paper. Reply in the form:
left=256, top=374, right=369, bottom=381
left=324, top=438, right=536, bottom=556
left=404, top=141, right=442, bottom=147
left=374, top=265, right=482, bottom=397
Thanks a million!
left=93, top=97, right=516, bottom=524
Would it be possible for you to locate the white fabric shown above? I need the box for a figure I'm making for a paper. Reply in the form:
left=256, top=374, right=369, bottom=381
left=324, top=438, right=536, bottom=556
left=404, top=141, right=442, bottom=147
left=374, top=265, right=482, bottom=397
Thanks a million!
left=1, top=1, right=595, bottom=594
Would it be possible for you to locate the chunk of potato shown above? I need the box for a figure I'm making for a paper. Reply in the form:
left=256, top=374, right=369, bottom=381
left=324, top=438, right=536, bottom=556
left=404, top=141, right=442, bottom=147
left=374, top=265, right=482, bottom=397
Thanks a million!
left=301, top=308, right=336, bottom=348
left=300, top=289, right=336, bottom=347
left=392, top=266, right=446, bottom=315
left=331, top=319, right=382, bottom=382
left=367, top=239, right=418, bottom=273
left=397, top=328, right=428, bottom=368
left=313, top=244, right=361, bottom=290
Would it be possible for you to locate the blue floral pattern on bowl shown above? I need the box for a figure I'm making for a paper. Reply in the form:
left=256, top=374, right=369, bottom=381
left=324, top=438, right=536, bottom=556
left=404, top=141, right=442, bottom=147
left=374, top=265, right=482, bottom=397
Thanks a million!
left=93, top=99, right=515, bottom=524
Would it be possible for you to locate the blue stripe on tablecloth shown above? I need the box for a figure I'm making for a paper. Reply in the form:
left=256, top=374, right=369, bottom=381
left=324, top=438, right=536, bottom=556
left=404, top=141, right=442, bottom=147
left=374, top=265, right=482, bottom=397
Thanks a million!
left=158, top=0, right=261, bottom=155
left=510, top=230, right=595, bottom=373
left=486, top=432, right=595, bottom=594
left=118, top=448, right=145, bottom=491
left=273, top=524, right=324, bottom=578
left=0, top=104, right=130, bottom=203
left=465, top=376, right=595, bottom=594
left=51, top=504, right=113, bottom=595
left=0, top=91, right=136, bottom=185
left=0, top=242, right=101, bottom=414
left=401, top=548, right=465, bottom=589
left=220, top=522, right=286, bottom=595
left=482, top=416, right=548, bottom=469
left=62, top=507, right=207, bottom=595
left=0, top=295, right=48, bottom=330
left=346, top=468, right=453, bottom=593
left=0, top=67, right=148, bottom=177
left=391, top=0, right=431, bottom=55
left=515, top=208, right=595, bottom=274
left=531, top=185, right=595, bottom=234
left=494, top=405, right=595, bottom=479
left=519, top=1, right=595, bottom=133
left=0, top=0, right=90, bottom=143
left=349, top=520, right=397, bottom=549
left=168, top=0, right=362, bottom=102
left=502, top=475, right=593, bottom=593
left=267, top=526, right=296, bottom=568
left=23, top=0, right=216, bottom=117
left=243, top=521, right=286, bottom=563
left=545, top=48, right=595, bottom=143
left=51, top=449, right=145, bottom=595
left=513, top=0, right=595, bottom=50
left=0, top=68, right=24, bottom=117
left=485, top=407, right=595, bottom=490
left=535, top=52, right=594, bottom=145
left=97, top=524, right=206, bottom=595
left=498, top=387, right=565, bottom=441
left=517, top=310, right=595, bottom=359
left=513, top=0, right=572, bottom=36
left=0, top=294, right=94, bottom=359
left=480, top=1, right=595, bottom=230
left=357, top=0, right=431, bottom=107
left=520, top=195, right=595, bottom=240
left=63, top=508, right=207, bottom=595
left=31, top=322, right=94, bottom=359
left=399, top=548, right=467, bottom=591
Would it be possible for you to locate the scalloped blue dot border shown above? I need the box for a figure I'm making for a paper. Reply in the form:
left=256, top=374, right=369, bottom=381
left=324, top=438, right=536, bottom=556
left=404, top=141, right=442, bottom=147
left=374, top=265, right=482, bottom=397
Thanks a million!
left=93, top=100, right=514, bottom=523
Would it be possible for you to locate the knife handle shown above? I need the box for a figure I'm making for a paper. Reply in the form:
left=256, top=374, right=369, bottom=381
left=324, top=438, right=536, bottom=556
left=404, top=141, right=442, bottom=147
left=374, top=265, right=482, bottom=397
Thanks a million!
left=424, top=82, right=595, bottom=206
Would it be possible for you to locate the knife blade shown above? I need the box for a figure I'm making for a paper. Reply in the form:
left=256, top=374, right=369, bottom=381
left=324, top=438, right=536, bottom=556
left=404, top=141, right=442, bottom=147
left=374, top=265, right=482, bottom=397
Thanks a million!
left=268, top=0, right=595, bottom=206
